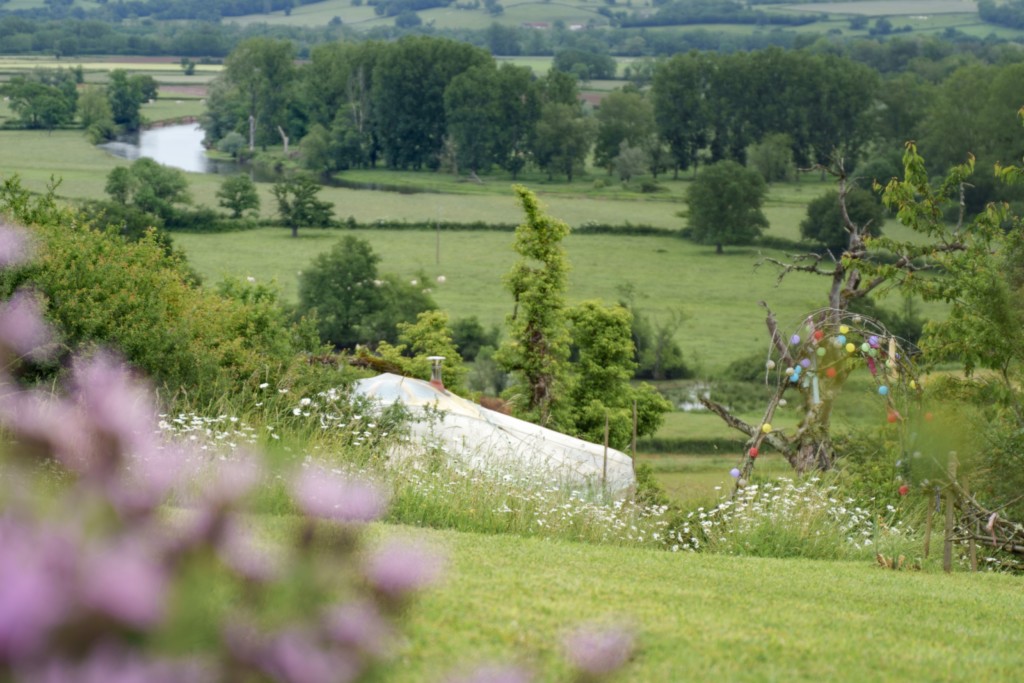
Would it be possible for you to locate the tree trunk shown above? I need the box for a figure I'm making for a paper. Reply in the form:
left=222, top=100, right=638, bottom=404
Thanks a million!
left=716, top=243, right=723, bottom=254
left=291, top=224, right=298, bottom=238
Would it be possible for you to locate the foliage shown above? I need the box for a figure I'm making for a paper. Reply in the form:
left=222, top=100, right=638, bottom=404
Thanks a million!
left=0, top=176, right=307, bottom=406
left=747, top=133, right=794, bottom=183
left=374, top=310, right=468, bottom=394
left=223, top=37, right=296, bottom=151
left=106, top=69, right=153, bottom=132
left=594, top=90, right=655, bottom=173
left=297, top=235, right=436, bottom=350
left=217, top=174, right=261, bottom=218
left=800, top=185, right=885, bottom=254
left=104, top=157, right=191, bottom=221
left=685, top=160, right=768, bottom=253
left=271, top=175, right=335, bottom=237
left=531, top=102, right=595, bottom=182
left=497, top=186, right=572, bottom=428
left=566, top=301, right=672, bottom=449
left=552, top=48, right=616, bottom=80
left=0, top=71, right=77, bottom=131
left=76, top=86, right=116, bottom=143
left=450, top=315, right=500, bottom=363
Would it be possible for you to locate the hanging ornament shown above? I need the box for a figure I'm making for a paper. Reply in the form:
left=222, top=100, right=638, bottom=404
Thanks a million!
left=766, top=360, right=776, bottom=370
left=825, top=367, right=837, bottom=379
left=878, top=385, right=889, bottom=396
left=748, top=447, right=759, bottom=458
left=762, top=423, right=773, bottom=433
left=730, top=468, right=741, bottom=479
left=898, top=484, right=909, bottom=496
left=845, top=342, right=856, bottom=354
left=790, top=334, right=801, bottom=345
left=816, top=347, right=827, bottom=357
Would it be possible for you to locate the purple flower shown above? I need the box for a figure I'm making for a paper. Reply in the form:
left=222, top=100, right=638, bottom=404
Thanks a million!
left=0, top=289, right=52, bottom=360
left=363, top=538, right=444, bottom=599
left=0, top=221, right=32, bottom=268
left=563, top=624, right=635, bottom=677
left=80, top=539, right=168, bottom=628
left=21, top=645, right=211, bottom=683
left=260, top=628, right=359, bottom=683
left=72, top=352, right=160, bottom=459
left=0, top=388, right=87, bottom=469
left=219, top=521, right=285, bottom=583
left=202, top=455, right=263, bottom=506
left=291, top=467, right=388, bottom=524
left=0, top=519, right=75, bottom=662
left=323, top=599, right=393, bottom=657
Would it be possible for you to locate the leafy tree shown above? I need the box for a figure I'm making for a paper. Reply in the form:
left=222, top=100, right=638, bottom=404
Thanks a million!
left=686, top=160, right=768, bottom=253
left=531, top=102, right=595, bottom=182
left=107, top=69, right=148, bottom=132
left=613, top=142, right=649, bottom=184
left=76, top=86, right=116, bottom=142
left=104, top=158, right=190, bottom=221
left=271, top=175, right=334, bottom=237
left=297, top=235, right=435, bottom=349
left=594, top=89, right=655, bottom=172
left=216, top=174, right=261, bottom=218
left=566, top=301, right=672, bottom=449
left=0, top=75, right=75, bottom=131
left=372, top=36, right=490, bottom=170
left=800, top=186, right=885, bottom=254
left=747, top=133, right=794, bottom=183
left=224, top=37, right=296, bottom=151
left=497, top=186, right=572, bottom=428
left=552, top=48, right=616, bottom=81
left=375, top=310, right=467, bottom=394
left=652, top=52, right=710, bottom=176
left=299, top=123, right=335, bottom=174
left=450, top=315, right=500, bottom=362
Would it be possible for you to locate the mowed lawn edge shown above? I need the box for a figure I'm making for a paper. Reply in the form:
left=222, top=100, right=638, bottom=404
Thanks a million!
left=326, top=522, right=1024, bottom=682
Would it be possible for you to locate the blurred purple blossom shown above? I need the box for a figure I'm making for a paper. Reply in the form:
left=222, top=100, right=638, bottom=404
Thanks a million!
left=201, top=455, right=263, bottom=506
left=0, top=519, right=75, bottom=662
left=21, top=645, right=210, bottom=683
left=219, top=521, right=285, bottom=583
left=0, top=289, right=52, bottom=360
left=363, top=538, right=445, bottom=600
left=72, top=352, right=160, bottom=459
left=0, top=388, right=87, bottom=469
left=260, top=628, right=359, bottom=683
left=0, top=221, right=32, bottom=268
left=562, top=624, right=634, bottom=678
left=291, top=467, right=388, bottom=524
left=80, top=540, right=168, bottom=628
left=324, top=599, right=393, bottom=658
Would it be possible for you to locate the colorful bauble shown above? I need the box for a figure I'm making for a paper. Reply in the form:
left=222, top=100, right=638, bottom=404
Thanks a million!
left=898, top=484, right=909, bottom=496
left=761, top=423, right=773, bottom=434
left=749, top=447, right=759, bottom=458
left=730, top=468, right=741, bottom=479
left=790, top=334, right=801, bottom=345
left=845, top=343, right=856, bottom=353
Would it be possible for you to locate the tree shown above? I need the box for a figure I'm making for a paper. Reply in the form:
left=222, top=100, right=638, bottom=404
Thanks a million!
left=271, top=176, right=334, bottom=237
left=107, top=69, right=148, bottom=132
left=104, top=158, right=190, bottom=221
left=77, top=86, right=115, bottom=142
left=375, top=310, right=468, bottom=395
left=565, top=301, right=672, bottom=449
left=372, top=36, right=490, bottom=170
left=800, top=186, right=885, bottom=254
left=552, top=48, right=616, bottom=81
left=216, top=175, right=260, bottom=218
left=224, top=37, right=296, bottom=151
left=0, top=75, right=75, bottom=131
left=497, top=186, right=572, bottom=428
left=747, top=133, right=795, bottom=184
left=652, top=52, right=711, bottom=176
left=297, top=235, right=435, bottom=349
left=531, top=102, right=595, bottom=182
left=686, top=160, right=769, bottom=253
left=594, top=90, right=655, bottom=172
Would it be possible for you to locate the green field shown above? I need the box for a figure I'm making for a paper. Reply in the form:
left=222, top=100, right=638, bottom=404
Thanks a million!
left=333, top=522, right=1023, bottom=681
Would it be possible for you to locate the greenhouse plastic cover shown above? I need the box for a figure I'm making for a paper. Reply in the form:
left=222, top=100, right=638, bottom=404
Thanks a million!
left=352, top=373, right=636, bottom=495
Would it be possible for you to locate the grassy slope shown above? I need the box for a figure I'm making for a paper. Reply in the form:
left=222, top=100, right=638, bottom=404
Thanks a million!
left=339, top=522, right=1024, bottom=682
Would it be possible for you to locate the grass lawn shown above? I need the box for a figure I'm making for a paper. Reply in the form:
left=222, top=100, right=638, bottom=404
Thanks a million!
left=329, top=522, right=1024, bottom=681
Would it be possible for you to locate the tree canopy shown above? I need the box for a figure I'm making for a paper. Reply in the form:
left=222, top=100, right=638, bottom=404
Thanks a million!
left=686, top=160, right=769, bottom=253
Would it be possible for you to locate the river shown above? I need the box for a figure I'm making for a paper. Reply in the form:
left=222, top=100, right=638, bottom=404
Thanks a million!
left=100, top=123, right=237, bottom=174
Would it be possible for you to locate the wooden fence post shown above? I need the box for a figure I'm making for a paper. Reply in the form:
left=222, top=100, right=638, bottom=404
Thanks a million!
left=943, top=455, right=958, bottom=574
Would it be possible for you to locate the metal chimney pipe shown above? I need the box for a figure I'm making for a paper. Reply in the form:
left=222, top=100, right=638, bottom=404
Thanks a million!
left=427, top=355, right=446, bottom=390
